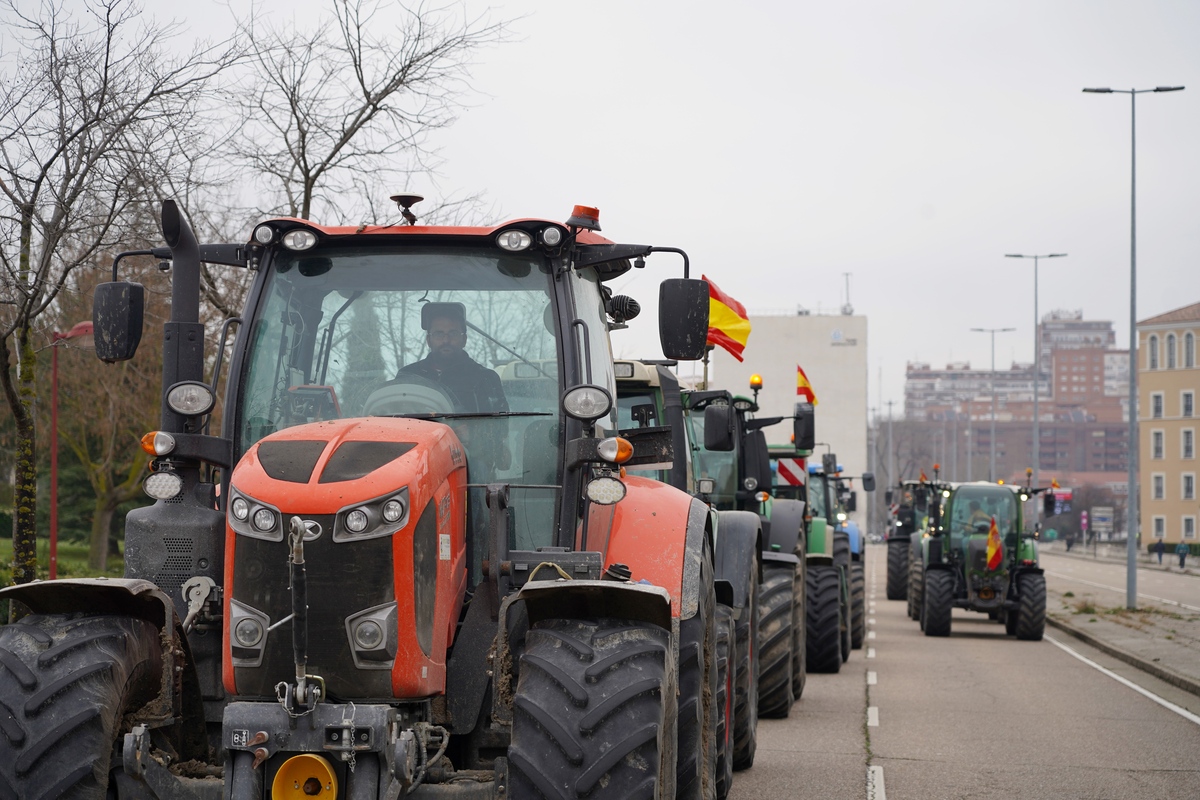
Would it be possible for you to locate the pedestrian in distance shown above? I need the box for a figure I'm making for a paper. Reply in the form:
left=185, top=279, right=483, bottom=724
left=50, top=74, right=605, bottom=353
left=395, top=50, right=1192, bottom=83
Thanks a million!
left=1153, top=539, right=1165, bottom=564
left=1175, top=541, right=1190, bottom=569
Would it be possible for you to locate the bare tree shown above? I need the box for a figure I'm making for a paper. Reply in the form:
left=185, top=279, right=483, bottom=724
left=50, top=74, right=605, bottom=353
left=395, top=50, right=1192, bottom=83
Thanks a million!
left=234, top=0, right=507, bottom=221
left=0, top=0, right=238, bottom=585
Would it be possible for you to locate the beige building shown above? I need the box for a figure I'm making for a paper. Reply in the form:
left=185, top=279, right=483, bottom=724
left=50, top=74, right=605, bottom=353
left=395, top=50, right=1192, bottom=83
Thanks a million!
left=1138, top=302, right=1200, bottom=544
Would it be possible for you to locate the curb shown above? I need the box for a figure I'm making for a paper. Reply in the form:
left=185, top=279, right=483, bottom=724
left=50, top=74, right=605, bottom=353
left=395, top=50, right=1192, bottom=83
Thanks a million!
left=1046, top=615, right=1200, bottom=699
left=1043, top=547, right=1200, bottom=579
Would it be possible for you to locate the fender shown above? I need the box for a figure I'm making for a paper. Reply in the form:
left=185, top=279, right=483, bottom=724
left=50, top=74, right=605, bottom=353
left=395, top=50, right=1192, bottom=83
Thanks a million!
left=762, top=551, right=800, bottom=567
left=713, top=510, right=761, bottom=611
left=807, top=517, right=833, bottom=566
left=764, top=497, right=806, bottom=557
left=843, top=520, right=862, bottom=556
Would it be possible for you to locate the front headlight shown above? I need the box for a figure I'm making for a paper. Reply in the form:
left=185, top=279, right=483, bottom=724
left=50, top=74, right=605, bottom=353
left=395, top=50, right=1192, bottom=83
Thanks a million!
left=228, top=487, right=283, bottom=541
left=333, top=487, right=411, bottom=542
left=562, top=385, right=612, bottom=422
left=166, top=381, right=215, bottom=416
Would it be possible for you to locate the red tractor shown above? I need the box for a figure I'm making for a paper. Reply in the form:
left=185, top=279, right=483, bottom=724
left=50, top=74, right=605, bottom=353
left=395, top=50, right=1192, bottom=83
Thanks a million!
left=0, top=200, right=719, bottom=799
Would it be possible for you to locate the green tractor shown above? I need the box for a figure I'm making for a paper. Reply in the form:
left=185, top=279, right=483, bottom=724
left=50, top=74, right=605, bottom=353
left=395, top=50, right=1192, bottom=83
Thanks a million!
left=884, top=477, right=952, bottom=619
left=919, top=481, right=1047, bottom=639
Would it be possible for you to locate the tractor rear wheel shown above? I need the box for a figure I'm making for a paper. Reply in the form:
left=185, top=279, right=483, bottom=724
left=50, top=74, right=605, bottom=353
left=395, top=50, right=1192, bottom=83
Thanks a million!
left=714, top=604, right=734, bottom=800
left=886, top=539, right=908, bottom=600
left=923, top=570, right=953, bottom=637
left=907, top=549, right=924, bottom=620
left=790, top=549, right=807, bottom=701
left=509, top=617, right=676, bottom=800
left=805, top=565, right=842, bottom=674
left=1015, top=573, right=1047, bottom=641
left=839, top=568, right=852, bottom=662
left=850, top=562, right=866, bottom=650
left=756, top=562, right=795, bottom=718
left=0, top=613, right=163, bottom=799
left=676, top=550, right=717, bottom=800
left=731, top=558, right=758, bottom=771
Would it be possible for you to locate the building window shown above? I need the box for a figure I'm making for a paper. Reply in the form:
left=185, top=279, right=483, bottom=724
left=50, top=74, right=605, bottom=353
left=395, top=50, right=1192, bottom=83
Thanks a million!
left=1186, top=392, right=1195, bottom=418
left=1149, top=335, right=1159, bottom=369
left=1151, top=393, right=1164, bottom=419
left=1185, top=517, right=1197, bottom=541
left=1186, top=332, right=1195, bottom=368
left=1153, top=473, right=1165, bottom=500
left=1153, top=517, right=1166, bottom=539
left=1185, top=429, right=1195, bottom=460
left=1184, top=473, right=1196, bottom=501
left=1167, top=333, right=1177, bottom=369
left=1152, top=430, right=1164, bottom=459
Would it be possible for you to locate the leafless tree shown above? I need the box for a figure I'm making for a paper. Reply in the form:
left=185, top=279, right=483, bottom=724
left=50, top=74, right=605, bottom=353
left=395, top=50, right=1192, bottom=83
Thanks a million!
left=233, top=0, right=508, bottom=222
left=0, top=0, right=239, bottom=585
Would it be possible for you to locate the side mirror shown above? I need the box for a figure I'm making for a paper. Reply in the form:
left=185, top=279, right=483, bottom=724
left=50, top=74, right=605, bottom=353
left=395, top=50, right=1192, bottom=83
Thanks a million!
left=793, top=402, right=815, bottom=450
left=92, top=281, right=145, bottom=363
left=703, top=404, right=735, bottom=451
left=862, top=472, right=876, bottom=492
left=822, top=453, right=837, bottom=475
left=845, top=491, right=858, bottom=513
left=885, top=489, right=894, bottom=505
left=659, top=278, right=710, bottom=360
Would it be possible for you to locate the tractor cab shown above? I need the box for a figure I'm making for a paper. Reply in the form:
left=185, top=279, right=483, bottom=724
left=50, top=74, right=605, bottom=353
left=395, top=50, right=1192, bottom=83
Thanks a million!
left=939, top=483, right=1022, bottom=580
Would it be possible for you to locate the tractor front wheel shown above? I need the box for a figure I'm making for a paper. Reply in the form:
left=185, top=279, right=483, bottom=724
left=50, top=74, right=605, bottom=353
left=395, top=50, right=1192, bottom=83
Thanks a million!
left=732, top=557, right=759, bottom=771
left=805, top=565, right=842, bottom=674
left=756, top=562, right=795, bottom=718
left=790, top=538, right=807, bottom=701
left=1015, top=573, right=1047, bottom=641
left=850, top=562, right=866, bottom=649
left=0, top=613, right=164, bottom=799
left=714, top=604, right=734, bottom=800
left=675, top=550, right=717, bottom=800
left=886, top=540, right=908, bottom=600
left=923, top=570, right=954, bottom=637
left=509, top=617, right=676, bottom=799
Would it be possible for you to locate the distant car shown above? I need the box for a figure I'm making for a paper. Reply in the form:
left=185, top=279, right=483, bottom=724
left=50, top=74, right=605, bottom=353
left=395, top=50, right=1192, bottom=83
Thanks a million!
left=867, top=532, right=885, bottom=544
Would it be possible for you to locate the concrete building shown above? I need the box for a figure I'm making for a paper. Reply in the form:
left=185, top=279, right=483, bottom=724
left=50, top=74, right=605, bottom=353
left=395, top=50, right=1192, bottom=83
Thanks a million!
left=1138, top=301, right=1200, bottom=546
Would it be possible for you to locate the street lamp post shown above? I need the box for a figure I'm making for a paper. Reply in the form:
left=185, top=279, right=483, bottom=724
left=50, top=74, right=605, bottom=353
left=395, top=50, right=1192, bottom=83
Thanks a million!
left=1084, top=84, right=1184, bottom=610
left=971, top=327, right=1016, bottom=481
left=50, top=321, right=94, bottom=580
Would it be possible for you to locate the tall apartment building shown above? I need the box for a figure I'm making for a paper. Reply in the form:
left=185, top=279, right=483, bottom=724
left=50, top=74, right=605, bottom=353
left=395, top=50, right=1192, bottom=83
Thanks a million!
left=1139, top=302, right=1200, bottom=545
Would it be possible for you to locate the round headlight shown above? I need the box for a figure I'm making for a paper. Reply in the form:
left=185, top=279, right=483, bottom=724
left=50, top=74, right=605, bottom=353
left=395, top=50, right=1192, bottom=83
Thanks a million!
left=167, top=382, right=214, bottom=416
left=586, top=476, right=627, bottom=505
left=540, top=226, right=563, bottom=246
left=562, top=385, right=612, bottom=421
left=496, top=230, right=532, bottom=252
left=346, top=509, right=369, bottom=533
left=235, top=618, right=264, bottom=648
left=281, top=229, right=318, bottom=251
left=353, top=619, right=383, bottom=649
left=743, top=477, right=759, bottom=491
left=837, top=512, right=847, bottom=522
left=252, top=224, right=275, bottom=244
left=144, top=471, right=183, bottom=500
left=382, top=499, right=405, bottom=523
left=253, top=508, right=277, bottom=532
left=231, top=497, right=249, bottom=521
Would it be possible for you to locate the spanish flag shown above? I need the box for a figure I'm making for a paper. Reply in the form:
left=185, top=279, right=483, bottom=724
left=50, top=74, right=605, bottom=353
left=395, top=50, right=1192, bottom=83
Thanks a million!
left=703, top=275, right=751, bottom=361
left=919, top=469, right=928, bottom=483
left=986, top=516, right=1003, bottom=570
left=796, top=364, right=818, bottom=405
left=1051, top=478, right=1061, bottom=489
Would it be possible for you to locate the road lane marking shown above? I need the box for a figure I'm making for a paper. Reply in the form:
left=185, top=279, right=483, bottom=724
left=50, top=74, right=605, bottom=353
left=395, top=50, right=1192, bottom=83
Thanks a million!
left=1043, top=570, right=1200, bottom=612
left=868, top=617, right=876, bottom=625
left=867, top=706, right=879, bottom=726
left=867, top=647, right=876, bottom=658
left=867, top=765, right=887, bottom=800
left=1046, top=635, right=1200, bottom=727
left=867, top=630, right=876, bottom=639
left=867, top=671, right=877, bottom=685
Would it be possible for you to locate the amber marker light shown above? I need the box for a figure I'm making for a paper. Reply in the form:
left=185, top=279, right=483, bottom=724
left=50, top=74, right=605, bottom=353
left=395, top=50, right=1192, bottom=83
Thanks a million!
left=750, top=374, right=763, bottom=390
left=140, top=431, right=175, bottom=456
left=598, top=436, right=634, bottom=464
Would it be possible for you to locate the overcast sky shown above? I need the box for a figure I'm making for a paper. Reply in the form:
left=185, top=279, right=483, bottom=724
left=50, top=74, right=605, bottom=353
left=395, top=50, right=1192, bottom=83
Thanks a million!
left=136, top=1, right=1200, bottom=411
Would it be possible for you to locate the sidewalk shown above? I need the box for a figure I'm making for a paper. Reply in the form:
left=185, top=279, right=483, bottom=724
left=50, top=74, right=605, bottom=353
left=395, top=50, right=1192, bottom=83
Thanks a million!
left=1042, top=539, right=1200, bottom=578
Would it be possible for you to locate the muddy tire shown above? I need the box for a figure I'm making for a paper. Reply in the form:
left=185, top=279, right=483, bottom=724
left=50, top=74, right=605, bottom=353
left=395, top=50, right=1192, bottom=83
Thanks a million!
left=790, top=544, right=807, bottom=701
left=1015, top=573, right=1047, bottom=641
left=731, top=558, right=758, bottom=771
left=850, top=562, right=866, bottom=650
left=756, top=562, right=795, bottom=719
left=509, top=617, right=676, bottom=799
left=886, top=540, right=908, bottom=600
left=805, top=565, right=842, bottom=674
left=0, top=613, right=163, bottom=799
left=923, top=569, right=953, bottom=637
left=676, top=550, right=717, bottom=800
left=714, top=604, right=734, bottom=800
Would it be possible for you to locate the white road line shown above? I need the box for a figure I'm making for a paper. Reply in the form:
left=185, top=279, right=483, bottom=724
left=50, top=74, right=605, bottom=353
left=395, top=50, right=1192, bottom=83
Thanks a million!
left=867, top=671, right=877, bottom=685
left=868, top=617, right=876, bottom=625
left=867, top=647, right=876, bottom=658
left=1045, top=635, right=1200, bottom=727
left=867, top=706, right=879, bottom=726
left=867, top=765, right=887, bottom=800
left=867, top=630, right=876, bottom=639
left=1043, top=570, right=1200, bottom=612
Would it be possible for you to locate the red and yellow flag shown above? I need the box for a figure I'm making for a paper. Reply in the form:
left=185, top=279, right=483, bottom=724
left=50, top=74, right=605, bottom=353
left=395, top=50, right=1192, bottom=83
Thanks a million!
left=703, top=275, right=751, bottom=361
left=1051, top=478, right=1060, bottom=489
left=919, top=469, right=928, bottom=483
left=796, top=364, right=818, bottom=405
left=986, top=516, right=1003, bottom=570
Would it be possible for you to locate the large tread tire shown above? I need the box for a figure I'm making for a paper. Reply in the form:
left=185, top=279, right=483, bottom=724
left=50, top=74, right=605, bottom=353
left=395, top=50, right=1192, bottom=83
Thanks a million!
left=755, top=563, right=795, bottom=719
left=731, top=558, right=758, bottom=771
left=676, top=551, right=717, bottom=800
left=0, top=613, right=163, bottom=800
left=850, top=562, right=866, bottom=650
left=832, top=534, right=852, bottom=663
left=923, top=570, right=954, bottom=637
left=908, top=548, right=924, bottom=621
left=1015, top=573, right=1047, bottom=641
left=886, top=540, right=908, bottom=600
left=805, top=565, right=842, bottom=674
left=790, top=541, right=807, bottom=701
left=510, top=617, right=676, bottom=800
left=714, top=605, right=734, bottom=800
left=1004, top=609, right=1018, bottom=636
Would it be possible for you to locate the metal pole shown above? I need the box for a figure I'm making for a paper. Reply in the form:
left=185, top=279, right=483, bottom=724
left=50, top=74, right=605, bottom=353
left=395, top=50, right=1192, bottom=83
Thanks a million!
left=50, top=337, right=60, bottom=581
left=991, top=332, right=997, bottom=481
left=887, top=400, right=895, bottom=484
left=1127, top=89, right=1138, bottom=609
left=1033, top=255, right=1040, bottom=493
left=952, top=409, right=958, bottom=481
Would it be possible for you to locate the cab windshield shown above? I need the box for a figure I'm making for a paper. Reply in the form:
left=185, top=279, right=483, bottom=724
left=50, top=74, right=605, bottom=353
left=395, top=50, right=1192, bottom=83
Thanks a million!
left=948, top=485, right=1018, bottom=538
left=616, top=388, right=667, bottom=483
left=685, top=407, right=736, bottom=506
left=807, top=474, right=828, bottom=520
left=237, top=245, right=562, bottom=548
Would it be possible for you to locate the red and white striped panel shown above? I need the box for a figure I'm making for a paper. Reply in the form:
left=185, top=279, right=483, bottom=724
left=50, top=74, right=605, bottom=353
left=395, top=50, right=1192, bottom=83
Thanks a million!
left=776, top=457, right=806, bottom=486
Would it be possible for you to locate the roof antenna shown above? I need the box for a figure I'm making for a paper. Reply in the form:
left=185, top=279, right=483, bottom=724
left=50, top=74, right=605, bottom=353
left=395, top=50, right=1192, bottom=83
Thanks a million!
left=841, top=271, right=854, bottom=315
left=390, top=193, right=424, bottom=225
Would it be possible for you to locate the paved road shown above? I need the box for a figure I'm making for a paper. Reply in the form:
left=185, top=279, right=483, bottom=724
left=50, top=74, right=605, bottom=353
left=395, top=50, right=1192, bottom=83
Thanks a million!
left=732, top=545, right=1200, bottom=799
left=1042, top=551, right=1200, bottom=612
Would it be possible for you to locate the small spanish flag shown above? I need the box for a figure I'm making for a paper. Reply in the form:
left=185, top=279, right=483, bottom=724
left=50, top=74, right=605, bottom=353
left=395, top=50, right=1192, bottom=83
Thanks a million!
left=1051, top=478, right=1060, bottom=489
left=796, top=364, right=818, bottom=405
left=703, top=275, right=751, bottom=361
left=986, top=516, right=1003, bottom=570
left=919, top=469, right=928, bottom=483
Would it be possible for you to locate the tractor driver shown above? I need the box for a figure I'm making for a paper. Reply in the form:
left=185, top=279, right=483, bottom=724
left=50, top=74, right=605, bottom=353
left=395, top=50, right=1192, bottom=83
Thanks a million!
left=966, top=500, right=991, bottom=531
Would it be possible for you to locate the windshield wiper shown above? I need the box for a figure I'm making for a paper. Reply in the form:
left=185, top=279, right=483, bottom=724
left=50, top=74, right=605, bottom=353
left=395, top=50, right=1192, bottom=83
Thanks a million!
left=382, top=411, right=554, bottom=420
